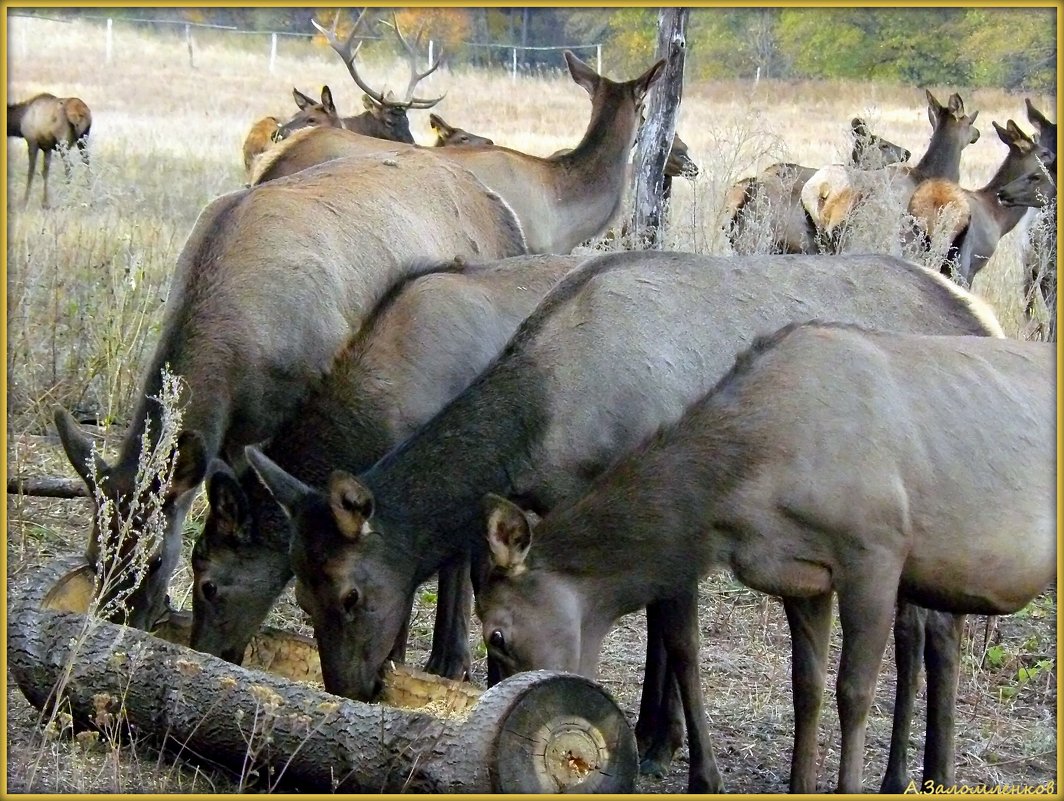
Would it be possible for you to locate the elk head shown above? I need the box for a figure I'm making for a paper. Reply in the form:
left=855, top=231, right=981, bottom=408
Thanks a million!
left=428, top=113, right=494, bottom=146
left=274, top=86, right=342, bottom=140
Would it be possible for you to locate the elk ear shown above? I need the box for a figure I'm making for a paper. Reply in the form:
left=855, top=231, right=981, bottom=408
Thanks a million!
left=362, top=94, right=381, bottom=112
left=54, top=407, right=108, bottom=489
left=293, top=88, right=314, bottom=110
left=925, top=89, right=944, bottom=126
left=206, top=461, right=250, bottom=544
left=947, top=92, right=964, bottom=117
left=1026, top=98, right=1052, bottom=134
left=429, top=113, right=451, bottom=137
left=327, top=472, right=374, bottom=540
left=245, top=446, right=313, bottom=517
left=167, top=430, right=209, bottom=501
left=320, top=86, right=336, bottom=114
left=483, top=494, right=534, bottom=574
left=633, top=58, right=667, bottom=101
left=564, top=50, right=600, bottom=96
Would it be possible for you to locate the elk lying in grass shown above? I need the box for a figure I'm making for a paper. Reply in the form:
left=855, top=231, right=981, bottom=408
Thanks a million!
left=908, top=120, right=1052, bottom=284
left=54, top=147, right=527, bottom=631
left=275, top=11, right=442, bottom=144
left=428, top=112, right=494, bottom=146
left=725, top=117, right=910, bottom=254
left=478, top=320, right=1054, bottom=794
left=7, top=92, right=92, bottom=207
left=243, top=249, right=1003, bottom=793
left=800, top=91, right=980, bottom=253
left=190, top=254, right=581, bottom=666
left=253, top=51, right=665, bottom=254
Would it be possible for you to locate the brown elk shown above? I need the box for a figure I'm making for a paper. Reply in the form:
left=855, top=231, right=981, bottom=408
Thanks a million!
left=725, top=116, right=910, bottom=255
left=275, top=11, right=442, bottom=144
left=907, top=119, right=1052, bottom=284
left=241, top=115, right=282, bottom=176
left=800, top=91, right=980, bottom=253
left=54, top=147, right=527, bottom=631
left=253, top=50, right=665, bottom=254
left=8, top=92, right=92, bottom=206
left=428, top=113, right=494, bottom=146
left=477, top=320, right=1054, bottom=794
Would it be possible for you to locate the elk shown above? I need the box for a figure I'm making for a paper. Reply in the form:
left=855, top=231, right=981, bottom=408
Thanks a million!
left=725, top=116, right=910, bottom=255
left=478, top=320, right=1054, bottom=794
left=275, top=11, right=442, bottom=144
left=244, top=249, right=1003, bottom=793
left=53, top=147, right=527, bottom=632
left=428, top=113, right=494, bottom=146
left=253, top=50, right=665, bottom=254
left=190, top=253, right=581, bottom=666
left=8, top=92, right=92, bottom=207
left=241, top=115, right=281, bottom=176
left=907, top=119, right=1052, bottom=284
left=800, top=91, right=980, bottom=253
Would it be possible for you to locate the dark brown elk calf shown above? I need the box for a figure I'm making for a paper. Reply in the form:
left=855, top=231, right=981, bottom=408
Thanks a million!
left=479, top=321, right=1055, bottom=793
left=8, top=92, right=92, bottom=206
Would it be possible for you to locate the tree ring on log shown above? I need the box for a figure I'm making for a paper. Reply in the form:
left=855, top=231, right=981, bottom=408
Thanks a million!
left=487, top=673, right=638, bottom=792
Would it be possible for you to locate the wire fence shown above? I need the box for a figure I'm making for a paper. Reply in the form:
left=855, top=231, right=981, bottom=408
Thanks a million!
left=9, top=12, right=603, bottom=79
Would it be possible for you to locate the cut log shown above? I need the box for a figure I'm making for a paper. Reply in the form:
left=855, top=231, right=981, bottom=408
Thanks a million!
left=7, top=476, right=88, bottom=498
left=10, top=556, right=638, bottom=793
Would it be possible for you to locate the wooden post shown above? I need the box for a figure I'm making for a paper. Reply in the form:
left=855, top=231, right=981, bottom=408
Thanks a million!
left=596, top=43, right=602, bottom=74
left=630, top=8, right=688, bottom=250
left=511, top=47, right=517, bottom=82
left=269, top=31, right=277, bottom=73
left=185, top=23, right=194, bottom=69
left=106, top=18, right=113, bottom=63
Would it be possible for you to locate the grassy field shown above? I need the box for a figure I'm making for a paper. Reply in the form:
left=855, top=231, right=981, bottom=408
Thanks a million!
left=6, top=13, right=1057, bottom=794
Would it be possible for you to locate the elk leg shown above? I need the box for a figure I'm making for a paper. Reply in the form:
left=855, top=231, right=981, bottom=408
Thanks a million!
left=387, top=591, right=413, bottom=664
left=783, top=593, right=833, bottom=793
left=881, top=600, right=926, bottom=793
left=922, top=611, right=964, bottom=791
left=23, top=144, right=39, bottom=207
left=40, top=149, right=53, bottom=207
left=835, top=575, right=900, bottom=794
left=657, top=587, right=724, bottom=793
left=635, top=601, right=685, bottom=777
left=423, top=554, right=472, bottom=680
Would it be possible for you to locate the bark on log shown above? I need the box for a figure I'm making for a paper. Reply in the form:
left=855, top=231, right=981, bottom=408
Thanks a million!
left=631, top=8, right=689, bottom=249
left=7, top=476, right=88, bottom=498
left=9, top=556, right=638, bottom=793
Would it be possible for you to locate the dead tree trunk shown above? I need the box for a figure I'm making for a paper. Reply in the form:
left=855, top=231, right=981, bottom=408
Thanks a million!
left=631, top=8, right=689, bottom=249
left=10, top=555, right=638, bottom=793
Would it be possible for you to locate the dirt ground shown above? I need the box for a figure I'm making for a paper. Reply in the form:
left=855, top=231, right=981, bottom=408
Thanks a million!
left=6, top=432, right=1057, bottom=793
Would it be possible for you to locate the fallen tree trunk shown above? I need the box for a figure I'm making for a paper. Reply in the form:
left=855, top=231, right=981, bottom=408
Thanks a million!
left=7, top=476, right=88, bottom=498
left=10, top=556, right=637, bottom=793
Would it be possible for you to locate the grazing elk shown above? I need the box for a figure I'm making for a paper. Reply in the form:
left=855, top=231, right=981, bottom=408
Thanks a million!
left=801, top=91, right=980, bottom=253
left=275, top=11, right=442, bottom=144
left=478, top=320, right=1055, bottom=794
left=53, top=147, right=527, bottom=631
left=907, top=120, right=1052, bottom=284
left=244, top=249, right=1002, bottom=793
left=190, top=254, right=581, bottom=666
left=428, top=113, right=494, bottom=146
left=725, top=117, right=910, bottom=255
left=241, top=115, right=281, bottom=176
left=253, top=51, right=665, bottom=254
left=8, top=92, right=92, bottom=207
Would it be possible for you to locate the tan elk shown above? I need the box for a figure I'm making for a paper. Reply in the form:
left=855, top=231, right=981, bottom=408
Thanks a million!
left=428, top=113, right=494, bottom=146
left=54, top=146, right=527, bottom=632
left=801, top=91, right=980, bottom=253
left=8, top=92, right=92, bottom=206
left=275, top=11, right=442, bottom=144
left=725, top=117, right=910, bottom=255
left=908, top=119, right=1053, bottom=284
left=477, top=320, right=1054, bottom=794
left=254, top=36, right=665, bottom=254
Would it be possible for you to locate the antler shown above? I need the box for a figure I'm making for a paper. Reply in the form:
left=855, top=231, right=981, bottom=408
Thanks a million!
left=381, top=13, right=445, bottom=109
left=311, top=8, right=385, bottom=105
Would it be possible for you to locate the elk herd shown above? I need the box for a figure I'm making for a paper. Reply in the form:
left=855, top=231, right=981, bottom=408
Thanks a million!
left=11, top=9, right=1056, bottom=794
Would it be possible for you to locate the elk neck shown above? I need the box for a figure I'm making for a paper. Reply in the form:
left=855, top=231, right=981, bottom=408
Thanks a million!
left=912, top=120, right=969, bottom=182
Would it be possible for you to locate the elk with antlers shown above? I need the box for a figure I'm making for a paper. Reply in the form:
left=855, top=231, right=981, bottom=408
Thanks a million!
left=275, top=10, right=443, bottom=144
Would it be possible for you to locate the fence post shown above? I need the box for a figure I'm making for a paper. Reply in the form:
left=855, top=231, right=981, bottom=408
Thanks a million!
left=185, top=23, right=194, bottom=68
left=269, top=31, right=277, bottom=73
left=511, top=47, right=517, bottom=82
left=596, top=43, right=602, bottom=74
left=428, top=39, right=434, bottom=70
left=106, top=18, right=113, bottom=63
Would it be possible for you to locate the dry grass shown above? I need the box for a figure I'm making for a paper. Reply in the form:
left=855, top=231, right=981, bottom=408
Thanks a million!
left=6, top=13, right=1056, bottom=794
